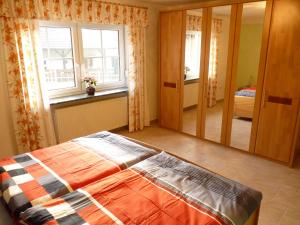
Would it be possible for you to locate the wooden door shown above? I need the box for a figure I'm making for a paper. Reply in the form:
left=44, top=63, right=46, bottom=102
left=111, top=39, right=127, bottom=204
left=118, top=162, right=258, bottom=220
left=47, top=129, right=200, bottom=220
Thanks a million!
left=255, top=0, right=300, bottom=164
left=160, top=11, right=185, bottom=130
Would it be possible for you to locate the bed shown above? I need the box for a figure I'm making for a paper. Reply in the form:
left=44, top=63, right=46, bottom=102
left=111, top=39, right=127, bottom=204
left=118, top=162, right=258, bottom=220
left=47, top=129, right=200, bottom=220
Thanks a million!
left=0, top=132, right=157, bottom=218
left=233, top=87, right=256, bottom=119
left=20, top=152, right=262, bottom=225
left=0, top=133, right=262, bottom=225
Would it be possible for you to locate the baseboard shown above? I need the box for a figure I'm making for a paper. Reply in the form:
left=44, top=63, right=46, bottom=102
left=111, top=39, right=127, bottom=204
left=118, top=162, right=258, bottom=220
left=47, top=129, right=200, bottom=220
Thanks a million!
left=150, top=119, right=158, bottom=125
left=110, top=119, right=158, bottom=133
left=109, top=125, right=129, bottom=132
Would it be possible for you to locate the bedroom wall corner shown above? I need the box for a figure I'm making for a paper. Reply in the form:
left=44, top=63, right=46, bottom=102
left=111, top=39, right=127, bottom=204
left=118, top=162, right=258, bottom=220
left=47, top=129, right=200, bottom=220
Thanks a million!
left=109, top=0, right=162, bottom=121
left=146, top=4, right=160, bottom=121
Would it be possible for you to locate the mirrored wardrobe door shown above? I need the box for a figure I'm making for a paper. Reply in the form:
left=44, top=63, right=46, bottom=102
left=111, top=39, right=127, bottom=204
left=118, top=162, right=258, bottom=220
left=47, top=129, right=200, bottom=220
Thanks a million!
left=203, top=5, right=232, bottom=143
left=229, top=1, right=267, bottom=151
left=182, top=9, right=204, bottom=136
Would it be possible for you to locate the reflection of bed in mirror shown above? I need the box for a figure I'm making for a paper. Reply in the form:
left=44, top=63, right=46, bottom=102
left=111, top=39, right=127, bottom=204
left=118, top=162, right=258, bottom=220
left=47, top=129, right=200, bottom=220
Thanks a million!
left=233, top=87, right=256, bottom=119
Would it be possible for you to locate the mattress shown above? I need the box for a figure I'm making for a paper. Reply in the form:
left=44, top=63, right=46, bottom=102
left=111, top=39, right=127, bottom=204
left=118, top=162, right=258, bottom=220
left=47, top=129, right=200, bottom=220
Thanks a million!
left=235, top=88, right=256, bottom=98
left=0, top=131, right=157, bottom=217
left=21, top=152, right=262, bottom=225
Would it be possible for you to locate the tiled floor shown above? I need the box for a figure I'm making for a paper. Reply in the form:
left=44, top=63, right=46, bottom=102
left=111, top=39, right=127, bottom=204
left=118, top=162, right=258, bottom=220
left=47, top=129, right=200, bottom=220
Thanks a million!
left=182, top=102, right=253, bottom=151
left=117, top=125, right=300, bottom=225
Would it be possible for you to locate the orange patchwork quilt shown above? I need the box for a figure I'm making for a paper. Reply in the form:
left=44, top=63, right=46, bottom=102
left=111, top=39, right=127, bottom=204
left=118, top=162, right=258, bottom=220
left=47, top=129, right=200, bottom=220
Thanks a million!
left=21, top=152, right=262, bottom=225
left=0, top=132, right=156, bottom=217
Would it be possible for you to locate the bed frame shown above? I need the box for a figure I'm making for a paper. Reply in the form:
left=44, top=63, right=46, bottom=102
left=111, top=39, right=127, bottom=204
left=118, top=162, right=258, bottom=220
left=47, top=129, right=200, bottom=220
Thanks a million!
left=233, top=95, right=255, bottom=119
left=0, top=201, right=12, bottom=225
left=0, top=136, right=261, bottom=225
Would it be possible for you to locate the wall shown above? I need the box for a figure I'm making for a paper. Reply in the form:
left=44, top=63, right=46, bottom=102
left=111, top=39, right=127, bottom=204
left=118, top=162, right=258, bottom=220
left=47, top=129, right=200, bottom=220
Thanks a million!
left=144, top=4, right=161, bottom=121
left=183, top=83, right=199, bottom=108
left=0, top=0, right=162, bottom=156
left=236, top=24, right=263, bottom=89
left=55, top=97, right=128, bottom=142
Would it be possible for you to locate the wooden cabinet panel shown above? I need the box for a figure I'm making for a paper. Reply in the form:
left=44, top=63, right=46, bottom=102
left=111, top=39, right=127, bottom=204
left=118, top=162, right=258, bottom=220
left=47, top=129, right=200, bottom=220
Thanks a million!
left=263, top=0, right=300, bottom=98
left=255, top=0, right=300, bottom=164
left=256, top=101, right=299, bottom=162
left=160, top=11, right=185, bottom=130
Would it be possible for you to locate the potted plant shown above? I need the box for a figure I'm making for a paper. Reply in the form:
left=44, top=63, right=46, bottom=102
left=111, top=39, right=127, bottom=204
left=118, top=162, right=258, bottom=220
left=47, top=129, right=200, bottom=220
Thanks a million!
left=83, top=76, right=97, bottom=95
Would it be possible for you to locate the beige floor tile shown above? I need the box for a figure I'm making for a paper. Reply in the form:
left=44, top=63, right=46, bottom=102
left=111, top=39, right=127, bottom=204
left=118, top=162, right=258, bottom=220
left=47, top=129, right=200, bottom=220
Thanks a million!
left=258, top=201, right=287, bottom=225
left=278, top=209, right=300, bottom=225
left=117, top=124, right=300, bottom=225
left=182, top=102, right=253, bottom=151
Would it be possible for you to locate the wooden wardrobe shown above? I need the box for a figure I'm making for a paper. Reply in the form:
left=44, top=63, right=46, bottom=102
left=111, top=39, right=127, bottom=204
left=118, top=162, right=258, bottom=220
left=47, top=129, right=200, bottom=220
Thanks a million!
left=159, top=0, right=300, bottom=166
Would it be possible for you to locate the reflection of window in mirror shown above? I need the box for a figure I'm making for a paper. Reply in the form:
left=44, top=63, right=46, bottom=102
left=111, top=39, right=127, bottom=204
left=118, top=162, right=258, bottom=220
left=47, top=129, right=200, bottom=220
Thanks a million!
left=185, top=31, right=201, bottom=80
left=185, top=10, right=202, bottom=81
left=204, top=5, right=231, bottom=143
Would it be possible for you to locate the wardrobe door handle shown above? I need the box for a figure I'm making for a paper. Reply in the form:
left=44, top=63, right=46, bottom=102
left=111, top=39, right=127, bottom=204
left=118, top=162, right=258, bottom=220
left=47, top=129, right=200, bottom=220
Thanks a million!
left=263, top=91, right=293, bottom=106
left=164, top=82, right=177, bottom=88
left=267, top=96, right=292, bottom=105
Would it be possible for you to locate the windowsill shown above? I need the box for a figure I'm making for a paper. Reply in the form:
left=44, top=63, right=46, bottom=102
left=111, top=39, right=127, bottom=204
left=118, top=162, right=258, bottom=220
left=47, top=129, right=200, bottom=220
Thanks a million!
left=184, top=78, right=199, bottom=85
left=50, top=87, right=128, bottom=109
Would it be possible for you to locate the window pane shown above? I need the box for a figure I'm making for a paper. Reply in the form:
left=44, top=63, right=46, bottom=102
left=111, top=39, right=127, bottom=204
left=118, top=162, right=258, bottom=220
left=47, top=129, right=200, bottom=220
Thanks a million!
left=82, top=29, right=103, bottom=82
left=82, top=28, right=121, bottom=85
left=84, top=57, right=103, bottom=83
left=102, top=30, right=121, bottom=83
left=102, top=30, right=119, bottom=48
left=81, top=29, right=102, bottom=60
left=82, top=29, right=102, bottom=49
left=105, top=49, right=119, bottom=57
left=104, top=56, right=120, bottom=83
left=40, top=27, right=76, bottom=91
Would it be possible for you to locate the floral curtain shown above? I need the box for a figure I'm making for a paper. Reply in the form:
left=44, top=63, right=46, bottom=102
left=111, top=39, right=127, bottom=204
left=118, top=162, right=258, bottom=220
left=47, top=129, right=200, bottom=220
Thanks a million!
left=0, top=0, right=149, bottom=152
left=207, top=18, right=222, bottom=108
left=127, top=26, right=150, bottom=131
left=186, top=14, right=202, bottom=31
left=186, top=14, right=222, bottom=108
left=0, top=18, right=56, bottom=153
left=0, top=0, right=148, bottom=27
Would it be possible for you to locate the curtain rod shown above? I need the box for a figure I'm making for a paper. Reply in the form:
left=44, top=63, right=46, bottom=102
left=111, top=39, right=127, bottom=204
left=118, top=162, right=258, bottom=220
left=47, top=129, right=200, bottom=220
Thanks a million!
left=94, top=0, right=148, bottom=10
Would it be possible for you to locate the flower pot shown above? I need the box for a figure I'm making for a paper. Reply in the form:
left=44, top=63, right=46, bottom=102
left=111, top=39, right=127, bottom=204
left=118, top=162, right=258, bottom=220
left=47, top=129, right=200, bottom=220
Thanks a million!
left=86, top=86, right=95, bottom=95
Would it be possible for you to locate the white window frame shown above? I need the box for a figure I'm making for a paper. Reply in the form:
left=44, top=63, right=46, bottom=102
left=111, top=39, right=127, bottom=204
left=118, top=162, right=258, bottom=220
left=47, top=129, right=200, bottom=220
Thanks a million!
left=39, top=21, right=127, bottom=98
left=39, top=21, right=82, bottom=98
left=79, top=24, right=126, bottom=92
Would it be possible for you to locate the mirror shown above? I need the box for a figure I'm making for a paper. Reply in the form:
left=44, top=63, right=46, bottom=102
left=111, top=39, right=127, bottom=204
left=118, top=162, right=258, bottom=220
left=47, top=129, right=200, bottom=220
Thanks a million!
left=204, top=6, right=232, bottom=143
left=230, top=1, right=266, bottom=151
left=182, top=9, right=203, bottom=136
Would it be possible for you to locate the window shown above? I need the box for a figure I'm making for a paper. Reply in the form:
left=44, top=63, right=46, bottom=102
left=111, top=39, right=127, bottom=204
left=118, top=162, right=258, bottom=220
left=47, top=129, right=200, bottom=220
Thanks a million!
left=39, top=22, right=126, bottom=98
left=40, top=27, right=77, bottom=91
left=185, top=31, right=201, bottom=80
